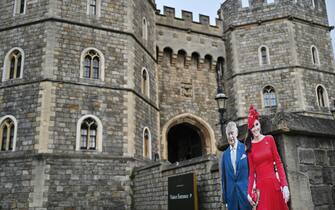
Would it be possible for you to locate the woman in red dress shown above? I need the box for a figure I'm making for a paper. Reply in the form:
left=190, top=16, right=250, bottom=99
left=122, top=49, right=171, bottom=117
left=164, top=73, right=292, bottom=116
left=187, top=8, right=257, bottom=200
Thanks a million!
left=245, top=105, right=290, bottom=210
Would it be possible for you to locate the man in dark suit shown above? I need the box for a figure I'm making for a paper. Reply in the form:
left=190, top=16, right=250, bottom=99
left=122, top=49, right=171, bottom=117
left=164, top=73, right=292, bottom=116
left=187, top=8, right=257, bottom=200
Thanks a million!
left=219, top=122, right=252, bottom=210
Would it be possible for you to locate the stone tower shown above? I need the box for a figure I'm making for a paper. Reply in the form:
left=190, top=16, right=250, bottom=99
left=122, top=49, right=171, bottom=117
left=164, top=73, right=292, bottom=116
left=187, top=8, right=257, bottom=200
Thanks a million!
left=0, top=0, right=158, bottom=209
left=220, top=0, right=335, bottom=123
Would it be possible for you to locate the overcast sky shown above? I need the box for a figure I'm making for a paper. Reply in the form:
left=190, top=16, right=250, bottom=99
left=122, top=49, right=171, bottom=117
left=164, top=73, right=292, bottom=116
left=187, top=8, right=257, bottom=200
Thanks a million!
left=156, top=0, right=335, bottom=55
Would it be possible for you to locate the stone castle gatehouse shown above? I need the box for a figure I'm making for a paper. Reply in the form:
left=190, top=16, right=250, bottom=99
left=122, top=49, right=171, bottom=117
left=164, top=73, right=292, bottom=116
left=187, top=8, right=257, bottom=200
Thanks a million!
left=0, top=0, right=334, bottom=209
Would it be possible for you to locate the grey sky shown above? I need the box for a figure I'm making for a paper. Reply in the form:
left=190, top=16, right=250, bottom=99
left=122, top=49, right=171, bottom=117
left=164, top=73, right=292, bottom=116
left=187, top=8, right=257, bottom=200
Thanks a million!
left=156, top=0, right=335, bottom=56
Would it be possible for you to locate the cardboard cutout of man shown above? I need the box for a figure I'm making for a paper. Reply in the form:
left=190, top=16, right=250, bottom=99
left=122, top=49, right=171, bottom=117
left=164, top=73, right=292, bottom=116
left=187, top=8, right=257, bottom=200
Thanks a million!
left=220, top=122, right=252, bottom=210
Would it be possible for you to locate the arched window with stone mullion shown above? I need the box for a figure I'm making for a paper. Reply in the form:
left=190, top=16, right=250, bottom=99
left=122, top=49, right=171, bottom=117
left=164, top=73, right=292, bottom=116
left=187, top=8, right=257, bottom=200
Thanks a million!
left=8, top=50, right=22, bottom=80
left=0, top=118, right=15, bottom=151
left=80, top=118, right=97, bottom=150
left=83, top=50, right=100, bottom=79
left=263, top=86, right=277, bottom=108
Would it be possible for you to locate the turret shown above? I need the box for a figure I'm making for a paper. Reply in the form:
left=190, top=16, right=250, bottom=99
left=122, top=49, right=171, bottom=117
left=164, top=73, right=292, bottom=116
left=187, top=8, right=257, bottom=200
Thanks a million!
left=220, top=0, right=335, bottom=122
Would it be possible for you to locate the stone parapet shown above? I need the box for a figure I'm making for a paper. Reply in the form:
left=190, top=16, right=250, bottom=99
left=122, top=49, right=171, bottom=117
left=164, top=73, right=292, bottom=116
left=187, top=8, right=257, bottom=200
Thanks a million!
left=220, top=0, right=329, bottom=32
left=156, top=6, right=223, bottom=37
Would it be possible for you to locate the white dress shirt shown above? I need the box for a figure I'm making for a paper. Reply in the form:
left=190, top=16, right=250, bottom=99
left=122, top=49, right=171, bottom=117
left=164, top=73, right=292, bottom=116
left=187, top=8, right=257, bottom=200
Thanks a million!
left=230, top=140, right=238, bottom=174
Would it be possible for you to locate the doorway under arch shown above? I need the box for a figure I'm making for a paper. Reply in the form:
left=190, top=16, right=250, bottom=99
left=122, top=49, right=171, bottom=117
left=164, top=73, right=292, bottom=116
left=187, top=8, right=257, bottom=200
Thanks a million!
left=161, top=113, right=216, bottom=161
left=168, top=123, right=203, bottom=163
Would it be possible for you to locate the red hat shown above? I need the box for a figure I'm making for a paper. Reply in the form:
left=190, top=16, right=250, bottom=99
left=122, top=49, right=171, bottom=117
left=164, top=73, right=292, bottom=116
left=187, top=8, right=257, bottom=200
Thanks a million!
left=248, top=105, right=259, bottom=129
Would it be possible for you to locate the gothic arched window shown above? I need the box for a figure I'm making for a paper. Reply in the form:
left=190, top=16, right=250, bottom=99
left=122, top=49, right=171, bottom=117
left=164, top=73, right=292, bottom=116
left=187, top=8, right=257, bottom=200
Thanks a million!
left=80, top=48, right=105, bottom=80
left=311, top=46, right=320, bottom=66
left=84, top=50, right=100, bottom=79
left=3, top=48, right=24, bottom=81
left=263, top=86, right=277, bottom=108
left=316, top=85, right=328, bottom=107
left=0, top=116, right=17, bottom=151
left=76, top=115, right=103, bottom=152
left=80, top=117, right=97, bottom=150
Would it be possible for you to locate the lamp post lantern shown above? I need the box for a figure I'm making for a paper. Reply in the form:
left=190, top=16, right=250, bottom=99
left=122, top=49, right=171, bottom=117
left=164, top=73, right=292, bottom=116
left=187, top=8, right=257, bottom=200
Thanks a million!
left=215, top=91, right=228, bottom=142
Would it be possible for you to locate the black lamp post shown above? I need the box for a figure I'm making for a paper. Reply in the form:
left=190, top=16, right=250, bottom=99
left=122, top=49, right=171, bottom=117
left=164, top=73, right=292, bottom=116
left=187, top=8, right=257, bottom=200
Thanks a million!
left=215, top=59, right=228, bottom=145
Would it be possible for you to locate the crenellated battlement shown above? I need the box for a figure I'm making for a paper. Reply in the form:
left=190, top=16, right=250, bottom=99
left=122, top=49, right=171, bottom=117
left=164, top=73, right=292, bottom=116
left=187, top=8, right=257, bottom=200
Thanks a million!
left=220, top=0, right=329, bottom=31
left=156, top=6, right=223, bottom=36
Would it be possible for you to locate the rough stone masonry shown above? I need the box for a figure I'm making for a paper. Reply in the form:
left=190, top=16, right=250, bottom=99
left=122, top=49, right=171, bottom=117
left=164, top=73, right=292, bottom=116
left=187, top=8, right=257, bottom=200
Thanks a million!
left=0, top=0, right=334, bottom=209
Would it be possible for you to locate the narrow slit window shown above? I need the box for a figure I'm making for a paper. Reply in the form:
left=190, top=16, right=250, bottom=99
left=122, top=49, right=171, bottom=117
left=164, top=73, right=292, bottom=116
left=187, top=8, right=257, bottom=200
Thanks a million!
left=316, top=85, right=328, bottom=107
left=259, top=46, right=270, bottom=65
left=14, top=0, right=26, bottom=15
left=142, top=18, right=148, bottom=41
left=141, top=69, right=149, bottom=97
left=311, top=46, right=320, bottom=65
left=261, top=47, right=268, bottom=64
left=19, top=0, right=25, bottom=13
left=143, top=128, right=151, bottom=159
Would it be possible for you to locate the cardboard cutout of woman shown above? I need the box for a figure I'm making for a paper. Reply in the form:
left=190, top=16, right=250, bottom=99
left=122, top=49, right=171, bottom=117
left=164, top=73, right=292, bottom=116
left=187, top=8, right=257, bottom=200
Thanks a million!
left=245, top=105, right=290, bottom=210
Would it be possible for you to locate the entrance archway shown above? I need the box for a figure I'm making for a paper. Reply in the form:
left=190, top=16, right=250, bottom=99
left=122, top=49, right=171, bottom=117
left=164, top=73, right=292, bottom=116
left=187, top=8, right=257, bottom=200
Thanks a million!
left=168, top=123, right=203, bottom=163
left=161, top=113, right=216, bottom=161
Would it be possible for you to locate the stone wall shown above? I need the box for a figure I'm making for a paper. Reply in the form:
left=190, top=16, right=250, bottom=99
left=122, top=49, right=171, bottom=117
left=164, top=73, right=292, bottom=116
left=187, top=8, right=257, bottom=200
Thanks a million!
left=44, top=154, right=138, bottom=210
left=0, top=156, right=33, bottom=210
left=265, top=112, right=335, bottom=210
left=0, top=154, right=145, bottom=210
left=0, top=83, right=40, bottom=152
left=294, top=22, right=334, bottom=72
left=0, top=0, right=49, bottom=27
left=133, top=155, right=222, bottom=210
left=0, top=23, right=47, bottom=82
